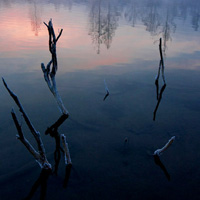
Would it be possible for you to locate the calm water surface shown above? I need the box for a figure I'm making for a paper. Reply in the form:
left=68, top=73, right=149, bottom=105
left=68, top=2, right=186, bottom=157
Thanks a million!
left=1, top=0, right=200, bottom=199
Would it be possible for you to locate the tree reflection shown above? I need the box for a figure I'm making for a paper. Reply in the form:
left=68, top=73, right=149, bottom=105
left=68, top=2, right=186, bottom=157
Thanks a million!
left=122, top=0, right=200, bottom=55
left=2, top=0, right=200, bottom=49
left=161, top=7, right=176, bottom=56
left=123, top=0, right=139, bottom=27
left=142, top=0, right=161, bottom=36
left=191, top=0, right=200, bottom=31
left=28, top=0, right=42, bottom=36
left=88, top=0, right=119, bottom=54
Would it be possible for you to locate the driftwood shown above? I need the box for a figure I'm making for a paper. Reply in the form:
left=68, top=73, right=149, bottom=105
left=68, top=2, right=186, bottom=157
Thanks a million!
left=41, top=19, right=68, bottom=115
left=45, top=114, right=69, bottom=174
left=2, top=78, right=51, bottom=170
left=153, top=136, right=175, bottom=156
left=153, top=135, right=175, bottom=181
left=61, top=134, right=72, bottom=165
left=42, top=19, right=72, bottom=167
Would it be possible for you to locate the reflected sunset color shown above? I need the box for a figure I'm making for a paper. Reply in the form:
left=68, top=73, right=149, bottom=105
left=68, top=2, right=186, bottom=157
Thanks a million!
left=1, top=1, right=200, bottom=200
left=0, top=0, right=200, bottom=74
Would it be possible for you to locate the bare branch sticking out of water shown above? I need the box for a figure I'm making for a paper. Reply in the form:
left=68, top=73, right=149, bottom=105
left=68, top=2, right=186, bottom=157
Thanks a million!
left=61, top=134, right=72, bottom=165
left=41, top=63, right=68, bottom=115
left=45, top=114, right=69, bottom=174
left=41, top=19, right=68, bottom=115
left=42, top=19, right=72, bottom=167
left=103, top=79, right=110, bottom=101
left=154, top=136, right=175, bottom=156
left=2, top=78, right=51, bottom=170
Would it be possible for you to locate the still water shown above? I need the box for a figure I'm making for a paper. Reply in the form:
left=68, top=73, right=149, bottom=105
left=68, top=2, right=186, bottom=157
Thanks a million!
left=0, top=0, right=200, bottom=199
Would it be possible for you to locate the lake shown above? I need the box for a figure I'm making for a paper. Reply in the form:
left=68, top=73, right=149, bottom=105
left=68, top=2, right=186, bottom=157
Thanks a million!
left=0, top=0, right=200, bottom=199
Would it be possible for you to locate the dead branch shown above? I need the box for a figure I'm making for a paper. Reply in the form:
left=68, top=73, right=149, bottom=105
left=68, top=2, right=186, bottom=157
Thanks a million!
left=42, top=19, right=72, bottom=167
left=154, top=136, right=175, bottom=156
left=41, top=19, right=68, bottom=115
left=45, top=114, right=68, bottom=174
left=2, top=78, right=51, bottom=170
left=61, top=134, right=72, bottom=165
left=45, top=114, right=68, bottom=137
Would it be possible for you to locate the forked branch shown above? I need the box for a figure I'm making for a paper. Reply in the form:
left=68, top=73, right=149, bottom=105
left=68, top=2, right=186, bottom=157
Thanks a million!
left=2, top=78, right=51, bottom=170
left=41, top=19, right=68, bottom=115
left=42, top=19, right=72, bottom=167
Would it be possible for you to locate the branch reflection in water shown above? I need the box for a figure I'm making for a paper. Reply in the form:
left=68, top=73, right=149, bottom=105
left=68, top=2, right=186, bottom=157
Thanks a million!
left=153, top=83, right=166, bottom=121
left=153, top=155, right=170, bottom=181
left=103, top=79, right=110, bottom=101
left=88, top=0, right=119, bottom=54
left=153, top=38, right=166, bottom=121
left=24, top=169, right=51, bottom=200
left=24, top=114, right=71, bottom=199
left=63, top=164, right=72, bottom=188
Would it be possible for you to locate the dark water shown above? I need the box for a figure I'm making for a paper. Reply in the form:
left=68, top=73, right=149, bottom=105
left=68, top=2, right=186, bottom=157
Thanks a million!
left=1, top=0, right=200, bottom=199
